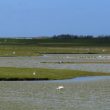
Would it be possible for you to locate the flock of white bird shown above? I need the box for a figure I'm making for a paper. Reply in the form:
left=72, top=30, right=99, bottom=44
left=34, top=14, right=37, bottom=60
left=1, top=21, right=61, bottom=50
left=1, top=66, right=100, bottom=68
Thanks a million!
left=32, top=54, right=110, bottom=91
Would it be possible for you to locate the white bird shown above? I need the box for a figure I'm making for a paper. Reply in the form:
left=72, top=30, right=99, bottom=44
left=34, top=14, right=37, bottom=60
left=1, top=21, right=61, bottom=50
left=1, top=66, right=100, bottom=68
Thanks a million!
left=102, top=49, right=105, bottom=52
left=56, top=86, right=64, bottom=90
left=33, top=72, right=36, bottom=75
left=98, top=55, right=102, bottom=58
left=13, top=51, right=16, bottom=54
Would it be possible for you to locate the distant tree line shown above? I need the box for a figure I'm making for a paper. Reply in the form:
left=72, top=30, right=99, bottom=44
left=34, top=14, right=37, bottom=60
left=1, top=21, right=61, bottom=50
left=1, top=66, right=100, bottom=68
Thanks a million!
left=0, top=34, right=110, bottom=40
left=52, top=34, right=110, bottom=39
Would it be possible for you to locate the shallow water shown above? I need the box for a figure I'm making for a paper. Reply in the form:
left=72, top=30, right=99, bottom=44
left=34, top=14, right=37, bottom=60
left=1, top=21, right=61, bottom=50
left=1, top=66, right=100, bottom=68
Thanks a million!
left=0, top=76, right=110, bottom=110
left=50, top=76, right=110, bottom=82
left=0, top=54, right=110, bottom=73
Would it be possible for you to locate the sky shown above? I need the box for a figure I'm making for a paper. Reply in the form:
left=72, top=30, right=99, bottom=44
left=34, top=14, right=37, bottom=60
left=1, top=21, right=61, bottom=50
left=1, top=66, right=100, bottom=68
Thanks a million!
left=0, top=0, right=110, bottom=37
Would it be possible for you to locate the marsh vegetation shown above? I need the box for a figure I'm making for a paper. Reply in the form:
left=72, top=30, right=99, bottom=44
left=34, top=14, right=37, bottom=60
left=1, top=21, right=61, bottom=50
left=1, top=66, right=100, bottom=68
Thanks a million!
left=0, top=36, right=110, bottom=110
left=0, top=37, right=110, bottom=56
left=0, top=37, right=110, bottom=80
left=0, top=67, right=109, bottom=80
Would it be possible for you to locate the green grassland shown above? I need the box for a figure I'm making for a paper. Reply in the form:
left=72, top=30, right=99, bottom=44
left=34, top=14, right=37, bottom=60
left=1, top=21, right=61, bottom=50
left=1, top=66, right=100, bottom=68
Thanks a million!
left=1, top=45, right=110, bottom=56
left=0, top=67, right=109, bottom=80
left=0, top=38, right=110, bottom=56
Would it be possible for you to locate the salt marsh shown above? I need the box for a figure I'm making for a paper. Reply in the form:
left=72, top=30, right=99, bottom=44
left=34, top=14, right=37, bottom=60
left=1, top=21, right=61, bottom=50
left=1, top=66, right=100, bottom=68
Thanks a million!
left=0, top=54, right=110, bottom=110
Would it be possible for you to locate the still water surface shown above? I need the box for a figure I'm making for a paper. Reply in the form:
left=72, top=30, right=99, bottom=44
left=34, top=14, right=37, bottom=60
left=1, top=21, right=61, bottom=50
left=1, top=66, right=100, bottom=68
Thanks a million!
left=0, top=76, right=110, bottom=110
left=0, top=54, right=110, bottom=72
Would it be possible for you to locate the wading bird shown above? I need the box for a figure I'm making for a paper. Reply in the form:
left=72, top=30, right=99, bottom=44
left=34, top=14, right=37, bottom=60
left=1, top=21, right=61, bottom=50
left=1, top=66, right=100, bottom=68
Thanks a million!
left=56, top=86, right=64, bottom=90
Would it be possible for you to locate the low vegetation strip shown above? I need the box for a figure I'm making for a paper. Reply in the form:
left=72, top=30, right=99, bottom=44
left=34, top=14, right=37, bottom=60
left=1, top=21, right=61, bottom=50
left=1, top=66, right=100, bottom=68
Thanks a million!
left=0, top=45, right=110, bottom=57
left=0, top=67, right=109, bottom=81
left=0, top=37, right=110, bottom=56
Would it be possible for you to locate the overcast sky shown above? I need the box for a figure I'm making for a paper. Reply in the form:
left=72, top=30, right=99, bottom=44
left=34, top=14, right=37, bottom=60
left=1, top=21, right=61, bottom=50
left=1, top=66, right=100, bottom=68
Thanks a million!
left=0, top=0, right=110, bottom=37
